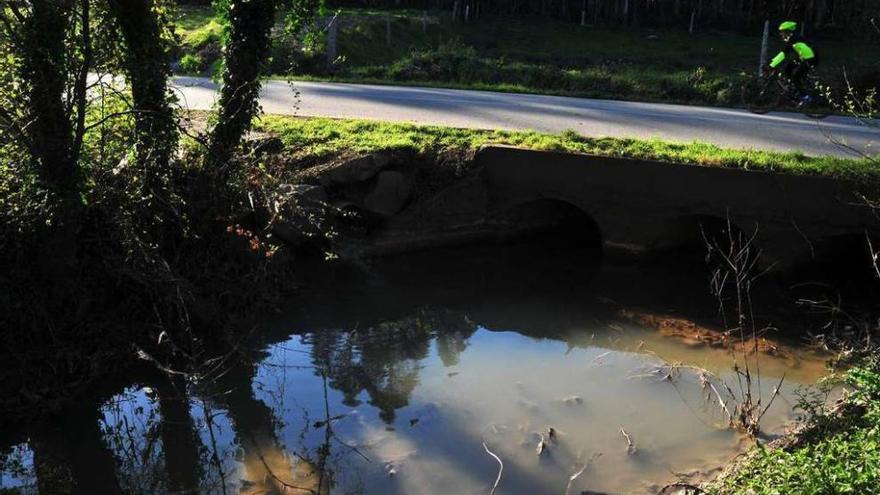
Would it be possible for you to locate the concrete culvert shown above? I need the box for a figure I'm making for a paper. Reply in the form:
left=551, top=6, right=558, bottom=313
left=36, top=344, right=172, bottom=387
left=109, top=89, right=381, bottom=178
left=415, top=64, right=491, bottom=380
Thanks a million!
left=789, top=234, right=880, bottom=299
left=649, top=214, right=756, bottom=269
left=372, top=199, right=604, bottom=296
left=490, top=199, right=603, bottom=252
left=480, top=199, right=604, bottom=289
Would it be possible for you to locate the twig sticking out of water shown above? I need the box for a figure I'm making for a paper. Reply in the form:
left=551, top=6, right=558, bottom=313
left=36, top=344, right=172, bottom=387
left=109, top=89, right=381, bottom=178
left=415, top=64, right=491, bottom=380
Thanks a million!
left=619, top=427, right=637, bottom=455
left=564, top=464, right=588, bottom=495
left=707, top=381, right=734, bottom=427
left=564, top=453, right=602, bottom=495
left=754, top=373, right=786, bottom=426
left=633, top=362, right=738, bottom=429
left=482, top=442, right=504, bottom=495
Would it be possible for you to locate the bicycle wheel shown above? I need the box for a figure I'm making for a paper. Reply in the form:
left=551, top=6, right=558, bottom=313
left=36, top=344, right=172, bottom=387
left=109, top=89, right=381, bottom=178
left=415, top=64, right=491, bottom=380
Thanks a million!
left=741, top=76, right=781, bottom=115
left=801, top=87, right=831, bottom=120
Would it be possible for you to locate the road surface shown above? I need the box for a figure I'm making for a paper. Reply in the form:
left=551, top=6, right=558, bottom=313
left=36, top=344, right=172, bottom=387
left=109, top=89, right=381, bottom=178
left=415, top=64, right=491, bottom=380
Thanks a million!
left=172, top=76, right=877, bottom=157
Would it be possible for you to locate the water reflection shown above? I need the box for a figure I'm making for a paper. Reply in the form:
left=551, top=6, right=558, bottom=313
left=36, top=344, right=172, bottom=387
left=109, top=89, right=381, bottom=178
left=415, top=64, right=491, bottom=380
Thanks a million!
left=31, top=403, right=122, bottom=495
left=305, top=310, right=476, bottom=423
left=0, top=239, right=832, bottom=494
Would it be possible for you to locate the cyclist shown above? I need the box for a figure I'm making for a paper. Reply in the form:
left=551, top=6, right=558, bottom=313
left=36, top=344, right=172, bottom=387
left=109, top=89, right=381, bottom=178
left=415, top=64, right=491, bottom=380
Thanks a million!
left=768, top=21, right=819, bottom=105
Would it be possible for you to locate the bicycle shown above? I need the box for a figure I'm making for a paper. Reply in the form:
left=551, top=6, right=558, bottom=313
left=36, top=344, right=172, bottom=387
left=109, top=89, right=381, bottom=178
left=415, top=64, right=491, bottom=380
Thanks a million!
left=741, top=69, right=830, bottom=119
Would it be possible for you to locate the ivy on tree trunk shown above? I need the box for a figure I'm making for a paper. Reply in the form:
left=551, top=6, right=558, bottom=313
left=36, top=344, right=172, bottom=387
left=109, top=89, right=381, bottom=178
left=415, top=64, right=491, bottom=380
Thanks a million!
left=206, top=0, right=277, bottom=176
left=22, top=0, right=77, bottom=194
left=107, top=0, right=178, bottom=189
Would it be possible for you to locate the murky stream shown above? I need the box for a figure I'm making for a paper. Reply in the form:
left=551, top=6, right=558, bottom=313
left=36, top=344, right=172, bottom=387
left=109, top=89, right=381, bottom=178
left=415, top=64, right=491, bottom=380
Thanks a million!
left=0, top=240, right=831, bottom=494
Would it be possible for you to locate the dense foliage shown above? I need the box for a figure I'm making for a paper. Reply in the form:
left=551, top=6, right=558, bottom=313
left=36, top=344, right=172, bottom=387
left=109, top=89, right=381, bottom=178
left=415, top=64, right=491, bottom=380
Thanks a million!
left=714, top=359, right=880, bottom=494
left=0, top=0, right=319, bottom=412
left=323, top=0, right=879, bottom=33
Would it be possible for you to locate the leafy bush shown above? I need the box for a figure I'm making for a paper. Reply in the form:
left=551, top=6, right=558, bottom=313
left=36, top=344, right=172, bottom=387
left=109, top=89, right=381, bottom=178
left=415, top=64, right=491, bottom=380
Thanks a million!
left=388, top=40, right=482, bottom=82
left=848, top=358, right=880, bottom=420
left=179, top=53, right=204, bottom=73
left=180, top=17, right=224, bottom=50
left=714, top=359, right=880, bottom=495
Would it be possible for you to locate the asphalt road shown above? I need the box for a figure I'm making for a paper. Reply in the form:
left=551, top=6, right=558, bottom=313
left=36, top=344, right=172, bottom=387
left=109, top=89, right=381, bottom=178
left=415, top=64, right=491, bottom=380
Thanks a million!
left=172, top=76, right=877, bottom=157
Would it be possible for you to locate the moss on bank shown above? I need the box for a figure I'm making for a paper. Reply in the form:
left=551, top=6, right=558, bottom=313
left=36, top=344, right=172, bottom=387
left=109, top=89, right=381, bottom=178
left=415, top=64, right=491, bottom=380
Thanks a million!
left=254, top=115, right=880, bottom=181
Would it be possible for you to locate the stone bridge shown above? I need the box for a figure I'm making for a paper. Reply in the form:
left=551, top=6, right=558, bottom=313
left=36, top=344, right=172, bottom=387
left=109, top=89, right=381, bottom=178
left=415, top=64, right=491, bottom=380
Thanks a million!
left=358, top=146, right=879, bottom=271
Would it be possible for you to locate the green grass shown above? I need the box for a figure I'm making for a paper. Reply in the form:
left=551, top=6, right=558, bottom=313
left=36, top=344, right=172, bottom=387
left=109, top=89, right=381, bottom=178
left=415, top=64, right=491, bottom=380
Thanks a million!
left=172, top=6, right=879, bottom=106
left=254, top=115, right=879, bottom=181
left=712, top=361, right=880, bottom=495
left=173, top=5, right=224, bottom=51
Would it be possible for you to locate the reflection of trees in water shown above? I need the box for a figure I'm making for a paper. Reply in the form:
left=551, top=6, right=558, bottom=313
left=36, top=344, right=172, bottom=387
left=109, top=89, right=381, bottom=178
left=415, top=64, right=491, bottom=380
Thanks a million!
left=30, top=403, right=124, bottom=495
left=202, top=349, right=326, bottom=494
left=155, top=375, right=201, bottom=494
left=305, top=309, right=477, bottom=423
left=0, top=308, right=478, bottom=492
left=9, top=374, right=207, bottom=495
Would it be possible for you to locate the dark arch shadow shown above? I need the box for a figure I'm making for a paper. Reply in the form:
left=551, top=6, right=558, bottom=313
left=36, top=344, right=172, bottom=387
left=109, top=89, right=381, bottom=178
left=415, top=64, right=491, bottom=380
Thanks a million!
left=491, top=198, right=604, bottom=251
left=649, top=214, right=753, bottom=269
left=416, top=197, right=605, bottom=296
left=787, top=233, right=880, bottom=305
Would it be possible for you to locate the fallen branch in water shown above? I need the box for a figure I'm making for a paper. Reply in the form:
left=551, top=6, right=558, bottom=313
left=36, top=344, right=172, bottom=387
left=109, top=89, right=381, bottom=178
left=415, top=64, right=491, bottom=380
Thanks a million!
left=619, top=427, right=637, bottom=455
left=564, top=464, right=588, bottom=495
left=482, top=441, right=504, bottom=495
left=564, top=452, right=602, bottom=495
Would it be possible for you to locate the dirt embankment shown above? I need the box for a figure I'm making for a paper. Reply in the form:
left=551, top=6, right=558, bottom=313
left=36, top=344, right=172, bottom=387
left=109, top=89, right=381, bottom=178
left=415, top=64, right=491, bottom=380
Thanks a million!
left=619, top=308, right=788, bottom=357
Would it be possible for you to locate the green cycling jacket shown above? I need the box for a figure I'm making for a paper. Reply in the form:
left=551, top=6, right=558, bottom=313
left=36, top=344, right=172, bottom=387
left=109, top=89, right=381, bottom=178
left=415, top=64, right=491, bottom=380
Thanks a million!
left=770, top=35, right=817, bottom=68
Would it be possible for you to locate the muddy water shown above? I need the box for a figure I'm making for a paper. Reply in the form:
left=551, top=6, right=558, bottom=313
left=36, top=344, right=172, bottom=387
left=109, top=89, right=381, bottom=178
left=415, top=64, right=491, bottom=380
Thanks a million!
left=0, top=241, right=831, bottom=495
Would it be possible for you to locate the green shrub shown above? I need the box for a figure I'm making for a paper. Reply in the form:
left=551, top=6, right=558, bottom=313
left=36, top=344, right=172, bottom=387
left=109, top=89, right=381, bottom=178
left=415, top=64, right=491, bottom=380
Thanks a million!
left=179, top=53, right=204, bottom=74
left=180, top=18, right=224, bottom=50
left=389, top=40, right=483, bottom=82
left=714, top=359, right=880, bottom=495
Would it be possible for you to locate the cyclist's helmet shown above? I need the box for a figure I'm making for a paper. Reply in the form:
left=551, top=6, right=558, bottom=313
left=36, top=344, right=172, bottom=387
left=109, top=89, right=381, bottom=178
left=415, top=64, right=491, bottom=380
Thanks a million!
left=779, top=21, right=797, bottom=40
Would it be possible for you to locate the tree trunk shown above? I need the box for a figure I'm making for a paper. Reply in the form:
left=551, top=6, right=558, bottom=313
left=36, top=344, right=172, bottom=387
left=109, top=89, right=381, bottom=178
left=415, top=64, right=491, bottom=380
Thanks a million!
left=206, top=0, right=278, bottom=177
left=23, top=0, right=76, bottom=194
left=107, top=0, right=177, bottom=195
left=21, top=0, right=85, bottom=293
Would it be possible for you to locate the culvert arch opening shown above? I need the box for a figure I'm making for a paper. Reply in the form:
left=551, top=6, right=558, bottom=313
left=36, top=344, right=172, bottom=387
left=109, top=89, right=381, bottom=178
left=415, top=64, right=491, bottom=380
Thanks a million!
left=372, top=199, right=603, bottom=296
left=491, top=198, right=603, bottom=252
left=789, top=233, right=880, bottom=293
left=650, top=214, right=758, bottom=270
left=477, top=199, right=604, bottom=284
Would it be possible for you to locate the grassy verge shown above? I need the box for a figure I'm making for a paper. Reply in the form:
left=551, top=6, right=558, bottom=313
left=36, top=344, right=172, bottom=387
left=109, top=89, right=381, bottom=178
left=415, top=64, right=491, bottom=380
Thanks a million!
left=710, top=358, right=880, bottom=494
left=253, top=114, right=880, bottom=181
left=173, top=6, right=879, bottom=107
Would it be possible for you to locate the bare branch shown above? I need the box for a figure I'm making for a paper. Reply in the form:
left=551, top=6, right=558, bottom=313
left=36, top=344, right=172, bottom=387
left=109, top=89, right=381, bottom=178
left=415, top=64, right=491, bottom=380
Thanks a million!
left=482, top=441, right=503, bottom=495
left=619, top=427, right=637, bottom=455
left=564, top=455, right=601, bottom=495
